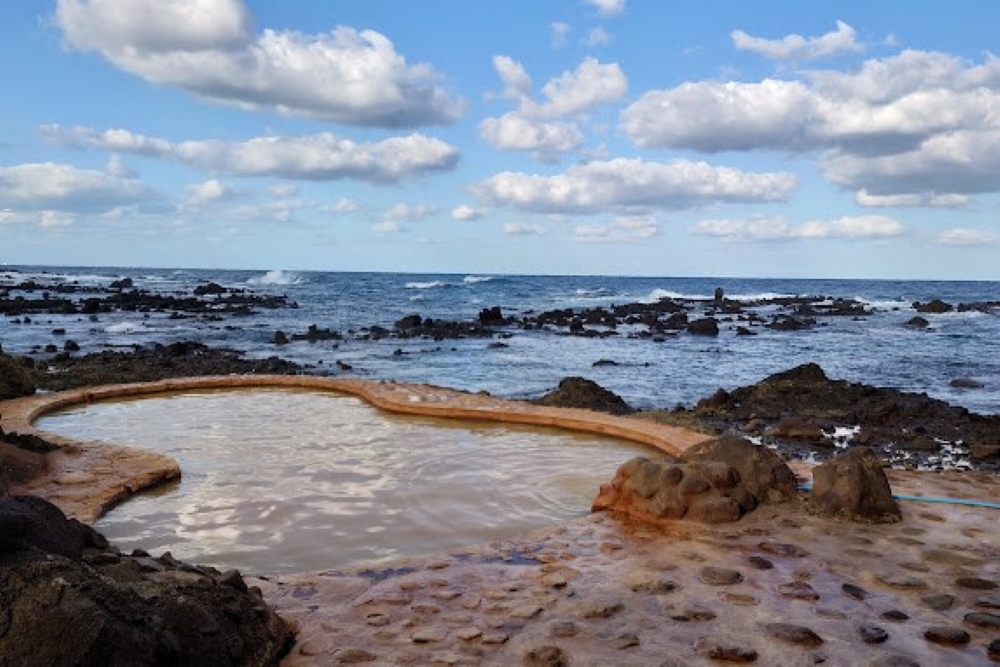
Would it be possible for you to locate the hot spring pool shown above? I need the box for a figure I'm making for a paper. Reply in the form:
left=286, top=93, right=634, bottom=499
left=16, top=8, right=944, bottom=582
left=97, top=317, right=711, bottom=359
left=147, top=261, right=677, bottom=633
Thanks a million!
left=38, top=389, right=657, bottom=573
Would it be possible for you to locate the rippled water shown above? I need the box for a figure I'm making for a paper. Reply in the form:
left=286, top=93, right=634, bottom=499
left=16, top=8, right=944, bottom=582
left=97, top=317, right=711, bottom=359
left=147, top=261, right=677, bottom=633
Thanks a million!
left=38, top=389, right=657, bottom=574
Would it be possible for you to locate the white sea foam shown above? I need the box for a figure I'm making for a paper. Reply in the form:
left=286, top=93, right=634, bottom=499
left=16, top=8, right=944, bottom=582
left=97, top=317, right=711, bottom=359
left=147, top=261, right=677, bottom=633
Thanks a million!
left=406, top=281, right=447, bottom=289
left=105, top=322, right=149, bottom=334
left=247, top=270, right=303, bottom=286
left=640, top=288, right=708, bottom=303
left=463, top=275, right=493, bottom=284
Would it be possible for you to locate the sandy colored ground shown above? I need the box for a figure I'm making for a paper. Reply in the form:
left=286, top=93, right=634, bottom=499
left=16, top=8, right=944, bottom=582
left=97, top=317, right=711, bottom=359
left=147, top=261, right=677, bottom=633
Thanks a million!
left=4, top=376, right=999, bottom=665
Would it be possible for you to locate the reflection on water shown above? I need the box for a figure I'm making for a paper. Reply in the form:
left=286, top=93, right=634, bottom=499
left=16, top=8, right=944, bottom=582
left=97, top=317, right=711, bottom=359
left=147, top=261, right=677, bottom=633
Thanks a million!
left=39, top=389, right=656, bottom=574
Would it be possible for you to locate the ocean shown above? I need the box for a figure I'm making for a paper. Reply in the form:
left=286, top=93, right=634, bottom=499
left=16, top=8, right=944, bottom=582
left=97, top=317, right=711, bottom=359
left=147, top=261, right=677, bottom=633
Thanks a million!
left=2, top=266, right=998, bottom=416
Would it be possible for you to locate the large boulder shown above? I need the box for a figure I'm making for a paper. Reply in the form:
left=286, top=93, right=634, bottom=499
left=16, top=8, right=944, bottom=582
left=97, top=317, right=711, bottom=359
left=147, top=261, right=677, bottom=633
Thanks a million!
left=0, top=353, right=35, bottom=399
left=0, top=495, right=294, bottom=666
left=534, top=377, right=633, bottom=415
left=810, top=446, right=901, bottom=523
left=592, top=435, right=798, bottom=524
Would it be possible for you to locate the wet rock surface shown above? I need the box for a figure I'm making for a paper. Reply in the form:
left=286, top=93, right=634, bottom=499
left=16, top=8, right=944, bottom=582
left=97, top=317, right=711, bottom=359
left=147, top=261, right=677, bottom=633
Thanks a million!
left=0, top=494, right=293, bottom=666
left=533, top=376, right=634, bottom=415
left=810, top=446, right=902, bottom=522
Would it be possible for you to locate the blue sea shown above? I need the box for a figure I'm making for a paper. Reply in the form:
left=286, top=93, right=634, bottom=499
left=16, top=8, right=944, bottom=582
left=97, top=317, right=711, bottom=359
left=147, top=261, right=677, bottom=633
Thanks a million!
left=2, top=266, right=998, bottom=415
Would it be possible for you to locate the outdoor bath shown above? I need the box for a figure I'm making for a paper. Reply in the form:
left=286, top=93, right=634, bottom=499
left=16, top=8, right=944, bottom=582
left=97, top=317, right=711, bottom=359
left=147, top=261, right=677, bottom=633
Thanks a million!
left=35, top=385, right=662, bottom=574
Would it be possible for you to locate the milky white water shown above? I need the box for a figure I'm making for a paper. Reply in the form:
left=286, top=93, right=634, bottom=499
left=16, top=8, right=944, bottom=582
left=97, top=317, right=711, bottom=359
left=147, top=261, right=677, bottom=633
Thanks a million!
left=38, top=389, right=657, bottom=574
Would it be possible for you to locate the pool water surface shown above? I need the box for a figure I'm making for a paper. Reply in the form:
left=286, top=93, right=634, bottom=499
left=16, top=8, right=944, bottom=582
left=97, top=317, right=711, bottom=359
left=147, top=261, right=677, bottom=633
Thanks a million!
left=38, top=389, right=658, bottom=573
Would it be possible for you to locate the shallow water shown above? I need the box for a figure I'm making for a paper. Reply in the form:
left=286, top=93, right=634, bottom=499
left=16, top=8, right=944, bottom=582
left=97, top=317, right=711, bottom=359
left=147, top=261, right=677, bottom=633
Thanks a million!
left=38, top=389, right=657, bottom=574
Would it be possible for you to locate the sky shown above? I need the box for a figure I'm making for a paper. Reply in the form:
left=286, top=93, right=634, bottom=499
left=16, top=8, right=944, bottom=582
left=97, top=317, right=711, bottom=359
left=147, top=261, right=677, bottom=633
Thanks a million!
left=2, top=1, right=1000, bottom=279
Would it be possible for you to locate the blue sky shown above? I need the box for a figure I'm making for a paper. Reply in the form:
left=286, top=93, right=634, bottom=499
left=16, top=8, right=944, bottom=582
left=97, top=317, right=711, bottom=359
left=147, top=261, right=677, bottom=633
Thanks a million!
left=2, top=1, right=1000, bottom=279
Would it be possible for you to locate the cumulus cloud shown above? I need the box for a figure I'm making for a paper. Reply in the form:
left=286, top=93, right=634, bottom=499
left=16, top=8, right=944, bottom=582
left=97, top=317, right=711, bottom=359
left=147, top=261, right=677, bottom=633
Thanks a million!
left=936, top=228, right=995, bottom=245
left=384, top=203, right=434, bottom=222
left=451, top=205, right=482, bottom=221
left=584, top=28, right=612, bottom=47
left=0, top=162, right=156, bottom=213
left=694, top=215, right=903, bottom=242
left=54, top=0, right=462, bottom=127
left=622, top=49, right=1000, bottom=201
left=855, top=190, right=969, bottom=208
left=185, top=178, right=237, bottom=205
left=551, top=22, right=571, bottom=48
left=503, top=221, right=546, bottom=236
left=325, top=197, right=360, bottom=214
left=583, top=0, right=625, bottom=16
left=42, top=125, right=459, bottom=183
left=471, top=158, right=796, bottom=214
left=483, top=56, right=626, bottom=159
left=732, top=21, right=862, bottom=62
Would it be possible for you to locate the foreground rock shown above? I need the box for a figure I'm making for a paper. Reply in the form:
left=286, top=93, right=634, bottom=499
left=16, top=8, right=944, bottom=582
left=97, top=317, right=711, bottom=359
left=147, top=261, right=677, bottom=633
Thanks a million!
left=0, top=352, right=35, bottom=399
left=0, top=494, right=294, bottom=666
left=534, top=377, right=634, bottom=415
left=810, top=446, right=902, bottom=522
left=592, top=435, right=797, bottom=523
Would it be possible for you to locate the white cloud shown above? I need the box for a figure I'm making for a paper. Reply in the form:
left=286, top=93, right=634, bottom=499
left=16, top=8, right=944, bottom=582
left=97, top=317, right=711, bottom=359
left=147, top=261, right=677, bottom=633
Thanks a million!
left=371, top=220, right=402, bottom=234
left=622, top=50, right=1000, bottom=201
left=936, top=228, right=995, bottom=246
left=185, top=178, right=236, bottom=204
left=451, top=205, right=482, bottom=221
left=732, top=21, right=862, bottom=62
left=471, top=158, right=796, bottom=214
left=0, top=162, right=156, bottom=213
left=325, top=197, right=360, bottom=214
left=384, top=203, right=434, bottom=222
left=54, top=0, right=462, bottom=127
left=855, top=190, right=969, bottom=208
left=268, top=183, right=299, bottom=198
left=43, top=125, right=459, bottom=183
left=694, top=215, right=903, bottom=242
left=40, top=210, right=77, bottom=228
left=483, top=56, right=626, bottom=160
left=584, top=28, right=612, bottom=47
left=479, top=114, right=583, bottom=158
left=573, top=215, right=658, bottom=242
left=551, top=22, right=570, bottom=48
left=503, top=222, right=545, bottom=236
left=583, top=0, right=625, bottom=16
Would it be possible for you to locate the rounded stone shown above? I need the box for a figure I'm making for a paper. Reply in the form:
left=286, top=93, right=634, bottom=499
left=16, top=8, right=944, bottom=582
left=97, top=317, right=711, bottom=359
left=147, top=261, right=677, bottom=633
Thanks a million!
left=859, top=624, right=889, bottom=644
left=764, top=623, right=824, bottom=647
left=881, top=610, right=909, bottom=622
left=746, top=556, right=773, bottom=570
left=869, top=656, right=920, bottom=667
left=524, top=645, right=568, bottom=666
left=979, top=594, right=1000, bottom=609
left=922, top=593, right=956, bottom=611
left=842, top=583, right=868, bottom=600
left=779, top=581, right=819, bottom=601
left=335, top=648, right=378, bottom=663
left=964, top=612, right=1000, bottom=629
left=924, top=625, right=971, bottom=646
left=956, top=577, right=997, bottom=590
left=548, top=620, right=578, bottom=638
left=693, top=637, right=758, bottom=662
left=699, top=566, right=744, bottom=586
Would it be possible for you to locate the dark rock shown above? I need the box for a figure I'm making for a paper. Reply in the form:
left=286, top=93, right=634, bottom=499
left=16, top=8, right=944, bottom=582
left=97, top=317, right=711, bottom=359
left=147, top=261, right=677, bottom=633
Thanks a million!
left=63, top=339, right=80, bottom=352
left=109, top=277, right=133, bottom=290
left=905, top=316, right=930, bottom=328
left=965, top=612, right=1000, bottom=629
left=693, top=637, right=758, bottom=662
left=534, top=377, right=633, bottom=415
left=779, top=581, right=819, bottom=601
left=924, top=625, right=970, bottom=645
left=272, top=330, right=289, bottom=345
left=0, top=495, right=293, bottom=666
left=0, top=442, right=49, bottom=494
left=0, top=353, right=35, bottom=399
left=193, top=281, right=227, bottom=296
left=950, top=377, right=984, bottom=389
left=478, top=306, right=505, bottom=325
left=978, top=594, right=1000, bottom=609
left=746, top=556, right=773, bottom=570
left=913, top=299, right=953, bottom=314
left=687, top=318, right=719, bottom=336
left=842, top=583, right=868, bottom=600
left=699, top=566, right=744, bottom=586
left=764, top=623, right=823, bottom=647
left=869, top=656, right=920, bottom=667
left=524, top=645, right=569, bottom=666
left=592, top=359, right=618, bottom=367
left=882, top=610, right=909, bottom=622
left=956, top=576, right=998, bottom=590
left=859, top=624, right=889, bottom=644
left=683, top=435, right=800, bottom=504
left=758, top=541, right=809, bottom=558
left=989, top=638, right=1000, bottom=660
left=395, top=314, right=424, bottom=330
left=810, top=447, right=901, bottom=522
left=923, top=593, right=956, bottom=611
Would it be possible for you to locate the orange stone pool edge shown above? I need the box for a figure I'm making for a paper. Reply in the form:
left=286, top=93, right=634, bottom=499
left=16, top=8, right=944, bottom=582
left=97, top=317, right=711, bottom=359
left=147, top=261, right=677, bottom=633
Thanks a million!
left=1, top=374, right=712, bottom=524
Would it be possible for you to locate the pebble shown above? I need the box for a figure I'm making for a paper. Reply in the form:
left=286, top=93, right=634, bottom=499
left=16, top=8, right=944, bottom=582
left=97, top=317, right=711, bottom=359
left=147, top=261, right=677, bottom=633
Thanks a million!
left=842, top=583, right=868, bottom=600
left=722, top=593, right=758, bottom=606
left=779, top=581, right=819, bottom=601
left=875, top=573, right=928, bottom=590
left=964, top=612, right=1000, bottom=629
left=979, top=594, right=1000, bottom=609
left=298, top=639, right=334, bottom=656
left=581, top=597, right=624, bottom=619
left=924, top=625, right=971, bottom=645
left=859, top=624, right=889, bottom=644
left=456, top=626, right=482, bottom=641
left=511, top=604, right=544, bottom=620
left=411, top=627, right=447, bottom=643
left=524, top=645, right=568, bottom=667
left=631, top=579, right=679, bottom=594
left=699, top=566, right=744, bottom=586
left=869, top=656, right=920, bottom=667
left=881, top=610, right=909, bottom=622
left=764, top=623, right=824, bottom=647
left=956, top=576, right=998, bottom=590
left=614, top=633, right=640, bottom=649
left=335, top=647, right=378, bottom=663
left=922, top=593, right=956, bottom=611
left=549, top=620, right=578, bottom=637
left=759, top=541, right=809, bottom=558
left=432, top=590, right=462, bottom=601
left=693, top=637, right=758, bottom=662
left=988, top=638, right=1000, bottom=660
left=746, top=556, right=774, bottom=570
left=480, top=632, right=509, bottom=645
left=671, top=608, right=716, bottom=622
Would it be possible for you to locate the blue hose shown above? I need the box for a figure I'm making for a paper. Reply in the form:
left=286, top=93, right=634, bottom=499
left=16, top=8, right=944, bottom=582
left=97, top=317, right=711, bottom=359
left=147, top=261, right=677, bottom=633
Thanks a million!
left=798, top=483, right=1000, bottom=510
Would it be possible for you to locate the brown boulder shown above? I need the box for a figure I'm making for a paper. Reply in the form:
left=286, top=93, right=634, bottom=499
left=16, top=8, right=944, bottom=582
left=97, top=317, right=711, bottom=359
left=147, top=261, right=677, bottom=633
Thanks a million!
left=810, top=447, right=901, bottom=523
left=0, top=353, right=35, bottom=399
left=534, top=377, right=633, bottom=415
left=593, top=436, right=798, bottom=524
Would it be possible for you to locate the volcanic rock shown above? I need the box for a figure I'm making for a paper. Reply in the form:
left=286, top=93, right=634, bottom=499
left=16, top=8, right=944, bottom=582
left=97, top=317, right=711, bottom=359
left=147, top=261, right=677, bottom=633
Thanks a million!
left=0, top=495, right=293, bottom=666
left=810, top=447, right=901, bottom=523
left=0, top=353, right=35, bottom=399
left=534, top=377, right=633, bottom=415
